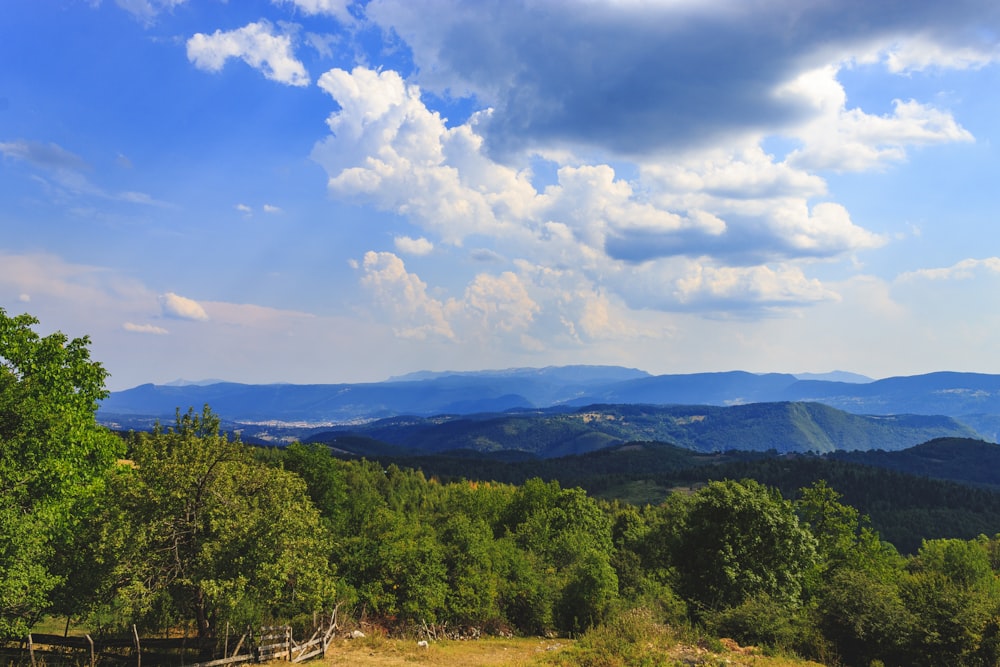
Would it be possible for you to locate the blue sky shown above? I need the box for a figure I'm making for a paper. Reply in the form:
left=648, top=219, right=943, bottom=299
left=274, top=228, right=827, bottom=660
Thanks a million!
left=3, top=0, right=1000, bottom=390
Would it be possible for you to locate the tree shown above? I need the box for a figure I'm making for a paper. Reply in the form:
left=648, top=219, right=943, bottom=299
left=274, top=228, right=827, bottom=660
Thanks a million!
left=502, top=480, right=618, bottom=633
left=282, top=442, right=350, bottom=535
left=0, top=310, right=122, bottom=637
left=439, top=513, right=502, bottom=624
left=338, top=505, right=447, bottom=623
left=796, top=482, right=911, bottom=663
left=819, top=567, right=912, bottom=666
left=900, top=537, right=1000, bottom=665
left=795, top=480, right=898, bottom=577
left=91, top=407, right=336, bottom=638
left=671, top=479, right=816, bottom=614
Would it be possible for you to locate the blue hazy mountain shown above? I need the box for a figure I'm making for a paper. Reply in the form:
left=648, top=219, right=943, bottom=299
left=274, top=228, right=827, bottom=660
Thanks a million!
left=793, top=371, right=873, bottom=383
left=100, top=365, right=651, bottom=422
left=99, top=367, right=1000, bottom=444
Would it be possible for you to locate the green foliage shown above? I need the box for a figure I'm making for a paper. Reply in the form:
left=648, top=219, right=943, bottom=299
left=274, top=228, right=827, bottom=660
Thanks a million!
left=796, top=481, right=902, bottom=581
left=282, top=441, right=350, bottom=534
left=503, top=480, right=619, bottom=633
left=672, top=480, right=817, bottom=614
left=439, top=513, right=502, bottom=623
left=542, top=607, right=681, bottom=667
left=682, top=453, right=1000, bottom=554
left=495, top=538, right=556, bottom=634
left=88, top=407, right=336, bottom=637
left=340, top=505, right=448, bottom=622
left=0, top=309, right=122, bottom=637
left=366, top=438, right=1000, bottom=557
left=899, top=537, right=1000, bottom=666
left=702, top=594, right=808, bottom=652
left=817, top=567, right=912, bottom=666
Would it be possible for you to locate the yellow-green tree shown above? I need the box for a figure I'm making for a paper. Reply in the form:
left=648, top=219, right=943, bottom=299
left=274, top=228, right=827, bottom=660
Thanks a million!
left=0, top=310, right=123, bottom=638
left=90, top=407, right=336, bottom=638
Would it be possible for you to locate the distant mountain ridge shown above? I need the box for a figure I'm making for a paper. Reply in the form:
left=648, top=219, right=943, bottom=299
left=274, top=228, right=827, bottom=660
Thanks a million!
left=302, top=402, right=977, bottom=458
left=99, top=366, right=1000, bottom=443
left=792, top=371, right=872, bottom=383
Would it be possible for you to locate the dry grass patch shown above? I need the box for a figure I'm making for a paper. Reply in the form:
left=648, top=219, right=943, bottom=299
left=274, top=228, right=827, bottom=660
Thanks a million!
left=303, top=635, right=567, bottom=666
left=280, top=632, right=827, bottom=667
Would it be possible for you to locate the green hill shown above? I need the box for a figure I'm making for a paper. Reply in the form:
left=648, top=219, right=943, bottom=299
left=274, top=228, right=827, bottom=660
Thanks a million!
left=308, top=401, right=978, bottom=457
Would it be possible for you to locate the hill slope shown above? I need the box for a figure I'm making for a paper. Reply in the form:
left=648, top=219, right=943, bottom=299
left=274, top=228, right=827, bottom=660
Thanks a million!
left=364, top=437, right=1000, bottom=554
left=305, top=402, right=977, bottom=457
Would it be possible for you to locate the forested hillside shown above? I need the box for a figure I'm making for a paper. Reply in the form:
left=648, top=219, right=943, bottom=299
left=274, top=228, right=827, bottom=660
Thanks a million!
left=9, top=310, right=1000, bottom=667
left=303, top=402, right=977, bottom=456
left=357, top=439, right=1000, bottom=555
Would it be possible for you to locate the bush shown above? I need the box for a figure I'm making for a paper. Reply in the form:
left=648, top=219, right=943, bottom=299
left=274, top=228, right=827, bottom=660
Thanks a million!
left=544, top=608, right=678, bottom=667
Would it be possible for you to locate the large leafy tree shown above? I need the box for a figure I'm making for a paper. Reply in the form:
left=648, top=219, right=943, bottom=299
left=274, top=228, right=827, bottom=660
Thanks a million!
left=796, top=481, right=912, bottom=664
left=671, top=479, right=817, bottom=614
left=91, top=408, right=337, bottom=638
left=900, top=537, right=1000, bottom=666
left=0, top=310, right=123, bottom=637
left=502, top=479, right=619, bottom=633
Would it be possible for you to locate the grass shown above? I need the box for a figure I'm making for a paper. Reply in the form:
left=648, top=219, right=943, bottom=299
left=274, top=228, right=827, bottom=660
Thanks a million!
left=29, top=614, right=827, bottom=666
left=293, top=615, right=829, bottom=667
left=301, top=635, right=564, bottom=666
left=27, top=616, right=78, bottom=637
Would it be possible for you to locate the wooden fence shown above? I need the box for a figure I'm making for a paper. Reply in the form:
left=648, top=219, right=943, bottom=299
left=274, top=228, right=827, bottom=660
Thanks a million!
left=12, top=615, right=340, bottom=667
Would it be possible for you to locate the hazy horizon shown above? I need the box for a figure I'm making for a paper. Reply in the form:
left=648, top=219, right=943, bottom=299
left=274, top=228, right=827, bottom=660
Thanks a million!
left=123, top=366, right=881, bottom=391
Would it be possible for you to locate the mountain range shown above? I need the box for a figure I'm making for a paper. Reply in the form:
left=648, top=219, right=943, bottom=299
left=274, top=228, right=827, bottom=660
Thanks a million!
left=100, top=366, right=1000, bottom=421
left=97, top=366, right=1000, bottom=453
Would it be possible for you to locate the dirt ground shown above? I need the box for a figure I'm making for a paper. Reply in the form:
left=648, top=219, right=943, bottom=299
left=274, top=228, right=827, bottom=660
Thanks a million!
left=283, top=636, right=827, bottom=667
left=306, top=636, right=564, bottom=666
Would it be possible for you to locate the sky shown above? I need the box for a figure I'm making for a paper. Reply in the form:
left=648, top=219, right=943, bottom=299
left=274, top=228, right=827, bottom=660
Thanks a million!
left=3, top=0, right=1000, bottom=390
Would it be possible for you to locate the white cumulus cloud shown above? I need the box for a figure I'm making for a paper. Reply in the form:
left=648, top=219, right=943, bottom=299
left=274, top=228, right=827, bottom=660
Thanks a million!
left=394, top=236, right=434, bottom=256
left=360, top=251, right=455, bottom=340
left=779, top=67, right=974, bottom=172
left=883, top=37, right=1000, bottom=73
left=187, top=20, right=310, bottom=87
left=462, top=271, right=539, bottom=335
left=358, top=251, right=547, bottom=346
left=314, top=66, right=883, bottom=322
left=159, top=292, right=209, bottom=321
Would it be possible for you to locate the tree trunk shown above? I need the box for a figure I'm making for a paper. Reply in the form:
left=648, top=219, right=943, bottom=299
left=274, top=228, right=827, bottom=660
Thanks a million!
left=195, top=588, right=210, bottom=640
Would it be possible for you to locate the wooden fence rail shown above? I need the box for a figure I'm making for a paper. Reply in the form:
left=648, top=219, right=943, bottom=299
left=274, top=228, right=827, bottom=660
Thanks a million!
left=14, top=615, right=340, bottom=667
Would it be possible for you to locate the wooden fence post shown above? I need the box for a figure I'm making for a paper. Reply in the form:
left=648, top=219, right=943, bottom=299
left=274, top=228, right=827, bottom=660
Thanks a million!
left=27, top=633, right=36, bottom=667
left=86, top=633, right=96, bottom=667
left=133, top=623, right=141, bottom=667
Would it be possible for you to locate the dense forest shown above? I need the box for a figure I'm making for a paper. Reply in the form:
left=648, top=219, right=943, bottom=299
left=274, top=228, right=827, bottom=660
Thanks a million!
left=7, top=309, right=1000, bottom=666
left=358, top=440, right=1000, bottom=555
